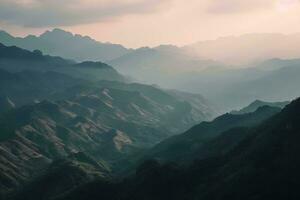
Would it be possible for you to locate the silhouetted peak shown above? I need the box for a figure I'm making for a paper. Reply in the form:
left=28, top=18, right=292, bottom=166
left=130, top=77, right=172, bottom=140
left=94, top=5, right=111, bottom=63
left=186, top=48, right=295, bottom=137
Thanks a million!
left=279, top=97, right=300, bottom=117
left=24, top=34, right=37, bottom=40
left=231, top=99, right=289, bottom=115
left=40, top=28, right=73, bottom=39
left=246, top=100, right=266, bottom=108
left=254, top=105, right=280, bottom=113
left=251, top=99, right=264, bottom=104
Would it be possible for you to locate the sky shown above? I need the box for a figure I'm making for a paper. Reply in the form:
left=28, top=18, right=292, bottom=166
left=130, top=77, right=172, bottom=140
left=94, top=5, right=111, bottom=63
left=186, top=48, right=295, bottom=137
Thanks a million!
left=0, top=0, right=300, bottom=48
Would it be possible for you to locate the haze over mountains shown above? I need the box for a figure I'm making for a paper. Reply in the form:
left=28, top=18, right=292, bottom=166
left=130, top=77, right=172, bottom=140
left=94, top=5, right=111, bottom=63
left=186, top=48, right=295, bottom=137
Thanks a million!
left=2, top=29, right=300, bottom=65
left=0, top=42, right=218, bottom=198
left=10, top=93, right=300, bottom=200
left=51, top=97, right=300, bottom=200
left=0, top=29, right=131, bottom=62
left=1, top=29, right=300, bottom=111
left=185, top=33, right=300, bottom=65
left=0, top=26, right=300, bottom=200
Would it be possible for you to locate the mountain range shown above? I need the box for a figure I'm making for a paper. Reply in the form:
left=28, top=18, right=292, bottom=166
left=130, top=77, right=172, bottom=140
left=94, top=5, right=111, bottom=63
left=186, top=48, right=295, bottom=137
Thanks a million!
left=108, top=45, right=222, bottom=84
left=0, top=29, right=131, bottom=62
left=11, top=95, right=300, bottom=200
left=231, top=100, right=289, bottom=115
left=1, top=30, right=300, bottom=111
left=0, top=43, right=125, bottom=82
left=142, top=103, right=281, bottom=165
left=0, top=43, right=217, bottom=198
left=185, top=33, right=300, bottom=65
left=0, top=30, right=222, bottom=83
left=2, top=29, right=300, bottom=66
left=172, top=61, right=300, bottom=110
left=1, top=28, right=300, bottom=200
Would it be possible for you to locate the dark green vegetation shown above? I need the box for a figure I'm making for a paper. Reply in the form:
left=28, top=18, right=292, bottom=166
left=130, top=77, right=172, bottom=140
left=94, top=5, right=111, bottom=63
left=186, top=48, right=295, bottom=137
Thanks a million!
left=0, top=43, right=217, bottom=198
left=143, top=105, right=281, bottom=164
left=12, top=97, right=300, bottom=200
left=0, top=43, right=125, bottom=82
left=11, top=152, right=110, bottom=200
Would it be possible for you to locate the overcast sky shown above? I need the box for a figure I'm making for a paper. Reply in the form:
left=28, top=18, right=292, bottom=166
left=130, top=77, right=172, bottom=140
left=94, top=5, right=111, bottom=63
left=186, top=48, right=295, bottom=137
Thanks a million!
left=0, top=0, right=300, bottom=48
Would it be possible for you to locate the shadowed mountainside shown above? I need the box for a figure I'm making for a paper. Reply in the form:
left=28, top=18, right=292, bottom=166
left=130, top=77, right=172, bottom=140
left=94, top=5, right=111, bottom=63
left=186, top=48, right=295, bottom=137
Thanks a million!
left=38, top=97, right=300, bottom=200
left=0, top=43, right=125, bottom=82
left=231, top=100, right=289, bottom=114
left=0, top=43, right=217, bottom=198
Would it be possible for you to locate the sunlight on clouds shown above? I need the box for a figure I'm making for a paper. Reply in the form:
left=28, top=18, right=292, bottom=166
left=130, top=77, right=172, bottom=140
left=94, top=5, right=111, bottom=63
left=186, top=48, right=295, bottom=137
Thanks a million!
left=207, top=0, right=276, bottom=14
left=70, top=0, right=152, bottom=9
left=276, top=0, right=299, bottom=12
left=0, top=0, right=169, bottom=27
left=1, top=0, right=300, bottom=47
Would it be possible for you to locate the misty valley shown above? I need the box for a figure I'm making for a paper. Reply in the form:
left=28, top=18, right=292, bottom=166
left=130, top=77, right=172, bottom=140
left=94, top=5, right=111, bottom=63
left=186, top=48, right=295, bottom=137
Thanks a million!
left=0, top=28, right=300, bottom=200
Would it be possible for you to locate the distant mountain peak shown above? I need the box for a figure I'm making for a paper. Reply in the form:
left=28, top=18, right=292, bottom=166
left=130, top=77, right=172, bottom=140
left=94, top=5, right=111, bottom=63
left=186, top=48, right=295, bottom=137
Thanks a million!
left=40, top=28, right=74, bottom=39
left=251, top=99, right=266, bottom=105
left=52, top=28, right=69, bottom=33
left=231, top=99, right=290, bottom=115
left=0, top=28, right=132, bottom=61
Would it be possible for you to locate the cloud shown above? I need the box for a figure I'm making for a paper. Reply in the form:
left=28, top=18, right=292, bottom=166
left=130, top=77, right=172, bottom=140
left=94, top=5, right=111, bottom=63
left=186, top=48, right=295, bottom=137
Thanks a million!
left=206, top=0, right=277, bottom=14
left=0, top=0, right=170, bottom=27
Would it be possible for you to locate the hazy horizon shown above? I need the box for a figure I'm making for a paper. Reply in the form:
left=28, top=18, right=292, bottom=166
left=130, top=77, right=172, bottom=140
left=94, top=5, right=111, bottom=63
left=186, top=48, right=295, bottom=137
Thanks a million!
left=1, top=1, right=300, bottom=199
left=1, top=0, right=300, bottom=48
left=2, top=28, right=300, bottom=49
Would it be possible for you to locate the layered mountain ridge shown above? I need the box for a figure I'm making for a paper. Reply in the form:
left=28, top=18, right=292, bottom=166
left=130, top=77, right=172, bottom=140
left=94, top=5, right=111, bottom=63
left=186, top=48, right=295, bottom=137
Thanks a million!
left=0, top=29, right=131, bottom=62
left=2, top=30, right=300, bottom=111
left=0, top=42, right=217, bottom=198
left=1, top=28, right=299, bottom=200
left=36, top=97, right=300, bottom=200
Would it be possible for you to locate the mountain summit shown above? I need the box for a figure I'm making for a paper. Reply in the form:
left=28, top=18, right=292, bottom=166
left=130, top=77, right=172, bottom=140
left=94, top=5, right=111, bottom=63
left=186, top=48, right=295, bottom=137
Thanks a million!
left=0, top=29, right=132, bottom=62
